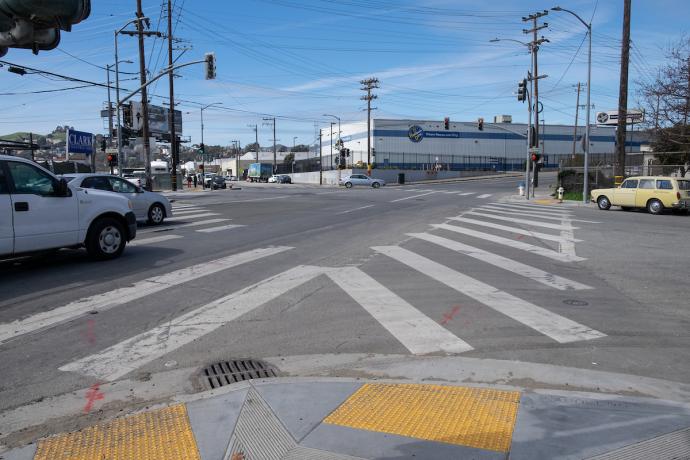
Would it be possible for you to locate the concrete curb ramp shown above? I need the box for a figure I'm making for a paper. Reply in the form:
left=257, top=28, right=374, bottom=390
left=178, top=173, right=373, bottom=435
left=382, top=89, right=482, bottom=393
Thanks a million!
left=5, top=380, right=690, bottom=460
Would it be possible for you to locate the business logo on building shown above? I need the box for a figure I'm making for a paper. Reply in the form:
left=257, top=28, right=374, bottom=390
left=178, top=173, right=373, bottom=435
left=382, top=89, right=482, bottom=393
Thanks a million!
left=408, top=125, right=424, bottom=143
left=596, top=109, right=645, bottom=126
left=66, top=129, right=94, bottom=156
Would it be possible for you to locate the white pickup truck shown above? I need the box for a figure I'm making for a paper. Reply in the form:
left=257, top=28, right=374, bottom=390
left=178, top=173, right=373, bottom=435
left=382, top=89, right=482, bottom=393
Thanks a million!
left=1, top=155, right=137, bottom=260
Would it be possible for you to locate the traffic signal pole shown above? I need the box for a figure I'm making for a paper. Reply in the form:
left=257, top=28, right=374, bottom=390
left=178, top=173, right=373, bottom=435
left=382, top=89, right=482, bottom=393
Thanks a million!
left=167, top=0, right=178, bottom=191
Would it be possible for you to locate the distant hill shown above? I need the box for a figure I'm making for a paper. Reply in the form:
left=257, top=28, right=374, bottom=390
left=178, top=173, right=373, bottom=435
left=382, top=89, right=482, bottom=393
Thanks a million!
left=1, top=129, right=65, bottom=146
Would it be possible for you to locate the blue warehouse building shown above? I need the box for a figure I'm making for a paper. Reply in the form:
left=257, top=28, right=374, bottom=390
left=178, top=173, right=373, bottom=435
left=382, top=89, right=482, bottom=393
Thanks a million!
left=324, top=118, right=648, bottom=171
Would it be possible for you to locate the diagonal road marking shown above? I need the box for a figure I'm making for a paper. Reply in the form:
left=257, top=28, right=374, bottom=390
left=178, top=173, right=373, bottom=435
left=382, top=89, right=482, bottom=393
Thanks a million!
left=196, top=224, right=245, bottom=233
left=465, top=211, right=579, bottom=230
left=328, top=267, right=473, bottom=354
left=167, top=212, right=219, bottom=221
left=478, top=206, right=599, bottom=223
left=433, top=223, right=585, bottom=262
left=336, top=205, right=375, bottom=215
left=477, top=194, right=492, bottom=199
left=0, top=246, right=293, bottom=344
left=128, top=235, right=183, bottom=246
left=373, top=246, right=605, bottom=343
left=408, top=233, right=592, bottom=290
left=390, top=192, right=437, bottom=202
left=488, top=203, right=573, bottom=214
left=447, top=217, right=581, bottom=243
left=59, top=265, right=324, bottom=381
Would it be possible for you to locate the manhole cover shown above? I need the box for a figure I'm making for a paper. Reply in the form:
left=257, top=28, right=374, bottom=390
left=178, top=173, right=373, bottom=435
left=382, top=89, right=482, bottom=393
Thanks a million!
left=201, top=359, right=278, bottom=389
left=563, top=299, right=589, bottom=307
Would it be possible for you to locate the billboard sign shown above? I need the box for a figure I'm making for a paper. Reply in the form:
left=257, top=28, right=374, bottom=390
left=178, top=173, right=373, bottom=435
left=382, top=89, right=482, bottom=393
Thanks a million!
left=66, top=129, right=94, bottom=155
left=596, top=109, right=645, bottom=125
left=130, top=102, right=183, bottom=137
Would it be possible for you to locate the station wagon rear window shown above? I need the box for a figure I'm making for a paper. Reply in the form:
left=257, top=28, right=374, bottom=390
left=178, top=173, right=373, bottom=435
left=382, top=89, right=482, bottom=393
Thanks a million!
left=678, top=180, right=690, bottom=190
left=656, top=180, right=673, bottom=190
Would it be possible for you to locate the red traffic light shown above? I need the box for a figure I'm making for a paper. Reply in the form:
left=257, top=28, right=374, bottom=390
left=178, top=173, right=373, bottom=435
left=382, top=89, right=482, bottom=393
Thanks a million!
left=107, top=154, right=114, bottom=162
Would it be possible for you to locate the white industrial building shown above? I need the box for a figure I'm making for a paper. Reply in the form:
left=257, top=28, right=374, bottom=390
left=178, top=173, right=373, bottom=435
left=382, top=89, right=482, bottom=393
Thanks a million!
left=320, top=118, right=647, bottom=170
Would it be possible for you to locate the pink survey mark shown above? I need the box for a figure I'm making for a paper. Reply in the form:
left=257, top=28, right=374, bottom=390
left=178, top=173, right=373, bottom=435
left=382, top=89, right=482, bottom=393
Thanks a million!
left=440, top=306, right=461, bottom=325
left=515, top=234, right=525, bottom=240
left=83, top=383, right=105, bottom=413
left=83, top=319, right=96, bottom=345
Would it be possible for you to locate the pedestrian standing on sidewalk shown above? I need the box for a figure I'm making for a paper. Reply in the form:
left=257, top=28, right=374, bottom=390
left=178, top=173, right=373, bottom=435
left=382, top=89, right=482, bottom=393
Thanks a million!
left=193, top=175, right=197, bottom=188
left=187, top=176, right=192, bottom=188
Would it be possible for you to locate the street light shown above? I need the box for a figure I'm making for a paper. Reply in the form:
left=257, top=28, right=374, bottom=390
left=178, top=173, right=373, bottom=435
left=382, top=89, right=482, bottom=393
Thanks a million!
left=199, top=102, right=223, bottom=188
left=552, top=6, right=592, bottom=204
left=489, top=38, right=530, bottom=47
left=114, top=17, right=148, bottom=176
left=105, top=60, right=132, bottom=151
left=323, top=114, right=341, bottom=142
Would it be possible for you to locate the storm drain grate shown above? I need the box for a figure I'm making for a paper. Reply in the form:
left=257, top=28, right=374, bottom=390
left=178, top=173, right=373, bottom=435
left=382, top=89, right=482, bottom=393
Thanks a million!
left=201, top=359, right=278, bottom=389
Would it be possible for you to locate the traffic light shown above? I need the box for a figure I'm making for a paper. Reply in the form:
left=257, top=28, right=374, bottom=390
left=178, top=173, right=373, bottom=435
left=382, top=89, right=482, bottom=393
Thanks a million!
left=100, top=139, right=107, bottom=152
left=106, top=153, right=117, bottom=167
left=531, top=153, right=541, bottom=162
left=444, top=117, right=449, bottom=130
left=517, top=79, right=527, bottom=102
left=204, top=52, right=216, bottom=80
left=199, top=143, right=205, bottom=155
left=477, top=117, right=484, bottom=131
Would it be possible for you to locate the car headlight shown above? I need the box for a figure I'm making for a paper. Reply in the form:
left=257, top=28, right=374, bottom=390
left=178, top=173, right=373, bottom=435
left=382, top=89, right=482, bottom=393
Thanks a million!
left=128, top=200, right=134, bottom=210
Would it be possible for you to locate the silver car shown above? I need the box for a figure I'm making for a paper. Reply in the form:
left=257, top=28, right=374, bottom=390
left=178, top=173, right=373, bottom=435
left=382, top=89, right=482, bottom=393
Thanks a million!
left=62, top=173, right=173, bottom=225
left=339, top=174, right=386, bottom=188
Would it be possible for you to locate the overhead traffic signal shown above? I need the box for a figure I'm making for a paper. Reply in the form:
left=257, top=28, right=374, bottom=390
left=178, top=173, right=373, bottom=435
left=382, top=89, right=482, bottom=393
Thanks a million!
left=204, top=52, right=216, bottom=80
left=444, top=117, right=450, bottom=130
left=477, top=117, right=484, bottom=131
left=517, top=79, right=527, bottom=102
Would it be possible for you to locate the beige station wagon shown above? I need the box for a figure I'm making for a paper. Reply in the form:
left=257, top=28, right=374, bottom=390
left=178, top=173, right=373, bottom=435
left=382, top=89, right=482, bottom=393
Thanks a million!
left=591, top=176, right=690, bottom=215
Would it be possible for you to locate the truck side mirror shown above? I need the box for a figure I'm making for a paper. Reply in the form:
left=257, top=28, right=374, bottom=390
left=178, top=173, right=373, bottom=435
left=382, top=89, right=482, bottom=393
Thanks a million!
left=56, top=178, right=70, bottom=197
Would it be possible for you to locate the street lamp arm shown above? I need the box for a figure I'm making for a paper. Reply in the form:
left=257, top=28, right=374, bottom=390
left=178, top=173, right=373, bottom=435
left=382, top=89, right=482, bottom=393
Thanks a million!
left=118, top=58, right=206, bottom=106
left=551, top=6, right=590, bottom=29
left=116, top=17, right=148, bottom=35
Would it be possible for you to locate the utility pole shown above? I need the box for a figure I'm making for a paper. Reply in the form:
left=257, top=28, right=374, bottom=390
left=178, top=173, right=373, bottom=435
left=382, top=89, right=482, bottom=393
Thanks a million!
left=248, top=124, right=258, bottom=163
left=319, top=129, right=323, bottom=185
left=167, top=0, right=178, bottom=191
left=262, top=117, right=276, bottom=172
left=360, top=77, right=379, bottom=175
left=106, top=65, right=114, bottom=148
left=523, top=11, right=549, bottom=160
left=573, top=82, right=581, bottom=157
left=136, top=0, right=152, bottom=190
left=615, top=0, right=632, bottom=178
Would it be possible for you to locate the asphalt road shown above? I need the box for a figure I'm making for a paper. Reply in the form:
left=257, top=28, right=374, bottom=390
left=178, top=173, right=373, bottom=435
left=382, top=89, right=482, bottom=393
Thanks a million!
left=0, top=174, right=688, bottom=416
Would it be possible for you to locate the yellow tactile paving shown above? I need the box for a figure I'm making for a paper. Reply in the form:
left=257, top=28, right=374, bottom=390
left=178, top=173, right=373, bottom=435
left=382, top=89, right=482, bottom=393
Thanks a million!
left=324, top=383, right=520, bottom=452
left=34, top=404, right=200, bottom=460
left=534, top=199, right=560, bottom=205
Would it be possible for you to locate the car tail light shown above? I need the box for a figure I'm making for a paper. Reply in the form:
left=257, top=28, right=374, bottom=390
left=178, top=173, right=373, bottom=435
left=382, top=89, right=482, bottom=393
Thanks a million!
left=678, top=191, right=681, bottom=200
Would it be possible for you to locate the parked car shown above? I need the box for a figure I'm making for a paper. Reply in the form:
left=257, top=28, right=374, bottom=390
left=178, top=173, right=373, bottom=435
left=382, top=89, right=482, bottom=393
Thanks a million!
left=62, top=173, right=173, bottom=225
left=1, top=155, right=137, bottom=260
left=268, top=174, right=280, bottom=183
left=339, top=174, right=385, bottom=188
left=591, top=176, right=690, bottom=215
left=211, top=175, right=227, bottom=190
left=123, top=173, right=145, bottom=188
left=279, top=175, right=292, bottom=184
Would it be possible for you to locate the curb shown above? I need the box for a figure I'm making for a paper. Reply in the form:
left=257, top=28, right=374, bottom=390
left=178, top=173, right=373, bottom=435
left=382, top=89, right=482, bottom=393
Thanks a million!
left=4, top=377, right=690, bottom=460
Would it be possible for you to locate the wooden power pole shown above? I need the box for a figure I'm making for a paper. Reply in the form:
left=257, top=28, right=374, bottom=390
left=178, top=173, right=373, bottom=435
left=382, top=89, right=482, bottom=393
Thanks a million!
left=360, top=77, right=379, bottom=175
left=615, top=0, right=632, bottom=178
left=136, top=0, right=153, bottom=189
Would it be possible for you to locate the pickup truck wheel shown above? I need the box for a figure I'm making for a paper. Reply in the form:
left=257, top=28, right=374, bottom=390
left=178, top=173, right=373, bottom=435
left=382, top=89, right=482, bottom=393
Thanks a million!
left=647, top=199, right=664, bottom=215
left=148, top=203, right=165, bottom=225
left=86, top=217, right=125, bottom=260
left=597, top=196, right=611, bottom=210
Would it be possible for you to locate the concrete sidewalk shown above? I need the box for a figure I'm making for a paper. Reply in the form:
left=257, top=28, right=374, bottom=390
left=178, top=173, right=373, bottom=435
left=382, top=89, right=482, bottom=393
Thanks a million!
left=5, top=378, right=689, bottom=460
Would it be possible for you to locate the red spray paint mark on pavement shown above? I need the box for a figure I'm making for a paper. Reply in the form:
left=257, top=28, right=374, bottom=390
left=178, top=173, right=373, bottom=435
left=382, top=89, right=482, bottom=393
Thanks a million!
left=440, top=306, right=461, bottom=325
left=515, top=234, right=525, bottom=240
left=83, top=383, right=105, bottom=413
left=84, top=319, right=96, bottom=345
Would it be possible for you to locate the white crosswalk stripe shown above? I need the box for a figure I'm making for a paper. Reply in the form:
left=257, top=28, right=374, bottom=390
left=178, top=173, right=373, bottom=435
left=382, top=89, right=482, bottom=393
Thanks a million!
left=447, top=217, right=580, bottom=243
left=373, top=246, right=605, bottom=343
left=432, top=223, right=585, bottom=262
left=196, top=224, right=245, bottom=233
left=167, top=212, right=219, bottom=221
left=488, top=202, right=573, bottom=215
left=477, top=206, right=580, bottom=222
left=480, top=204, right=572, bottom=218
left=128, top=235, right=183, bottom=246
left=60, top=265, right=325, bottom=381
left=465, top=211, right=579, bottom=230
left=458, top=192, right=475, bottom=196
left=390, top=192, right=437, bottom=202
left=170, top=208, right=206, bottom=215
left=477, top=194, right=492, bottom=199
left=329, top=266, right=473, bottom=354
left=0, top=246, right=293, bottom=344
left=408, top=233, right=592, bottom=291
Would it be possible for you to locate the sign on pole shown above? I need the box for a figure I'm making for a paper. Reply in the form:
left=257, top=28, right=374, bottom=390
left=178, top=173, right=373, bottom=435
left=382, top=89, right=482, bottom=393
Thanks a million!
left=596, top=109, right=645, bottom=125
left=66, top=129, right=94, bottom=156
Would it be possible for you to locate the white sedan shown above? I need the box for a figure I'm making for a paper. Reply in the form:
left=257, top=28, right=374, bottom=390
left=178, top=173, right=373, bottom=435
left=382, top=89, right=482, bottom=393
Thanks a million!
left=339, top=174, right=386, bottom=188
left=63, top=173, right=173, bottom=225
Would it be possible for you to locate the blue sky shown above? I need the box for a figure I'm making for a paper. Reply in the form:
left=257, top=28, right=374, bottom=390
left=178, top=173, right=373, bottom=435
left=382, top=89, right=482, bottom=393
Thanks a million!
left=1, top=0, right=688, bottom=147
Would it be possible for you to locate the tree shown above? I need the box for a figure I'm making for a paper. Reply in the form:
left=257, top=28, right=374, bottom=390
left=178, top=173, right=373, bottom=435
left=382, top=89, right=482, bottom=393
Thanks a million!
left=283, top=152, right=294, bottom=164
left=639, top=37, right=690, bottom=174
left=243, top=142, right=259, bottom=153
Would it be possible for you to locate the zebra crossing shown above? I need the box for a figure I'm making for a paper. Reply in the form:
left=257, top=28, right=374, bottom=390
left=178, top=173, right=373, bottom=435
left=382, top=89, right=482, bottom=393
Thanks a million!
left=1, top=200, right=607, bottom=383
left=133, top=202, right=246, bottom=245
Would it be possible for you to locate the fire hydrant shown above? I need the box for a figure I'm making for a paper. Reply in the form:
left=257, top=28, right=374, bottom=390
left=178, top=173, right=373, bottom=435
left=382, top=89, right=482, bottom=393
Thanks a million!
left=557, top=186, right=564, bottom=202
